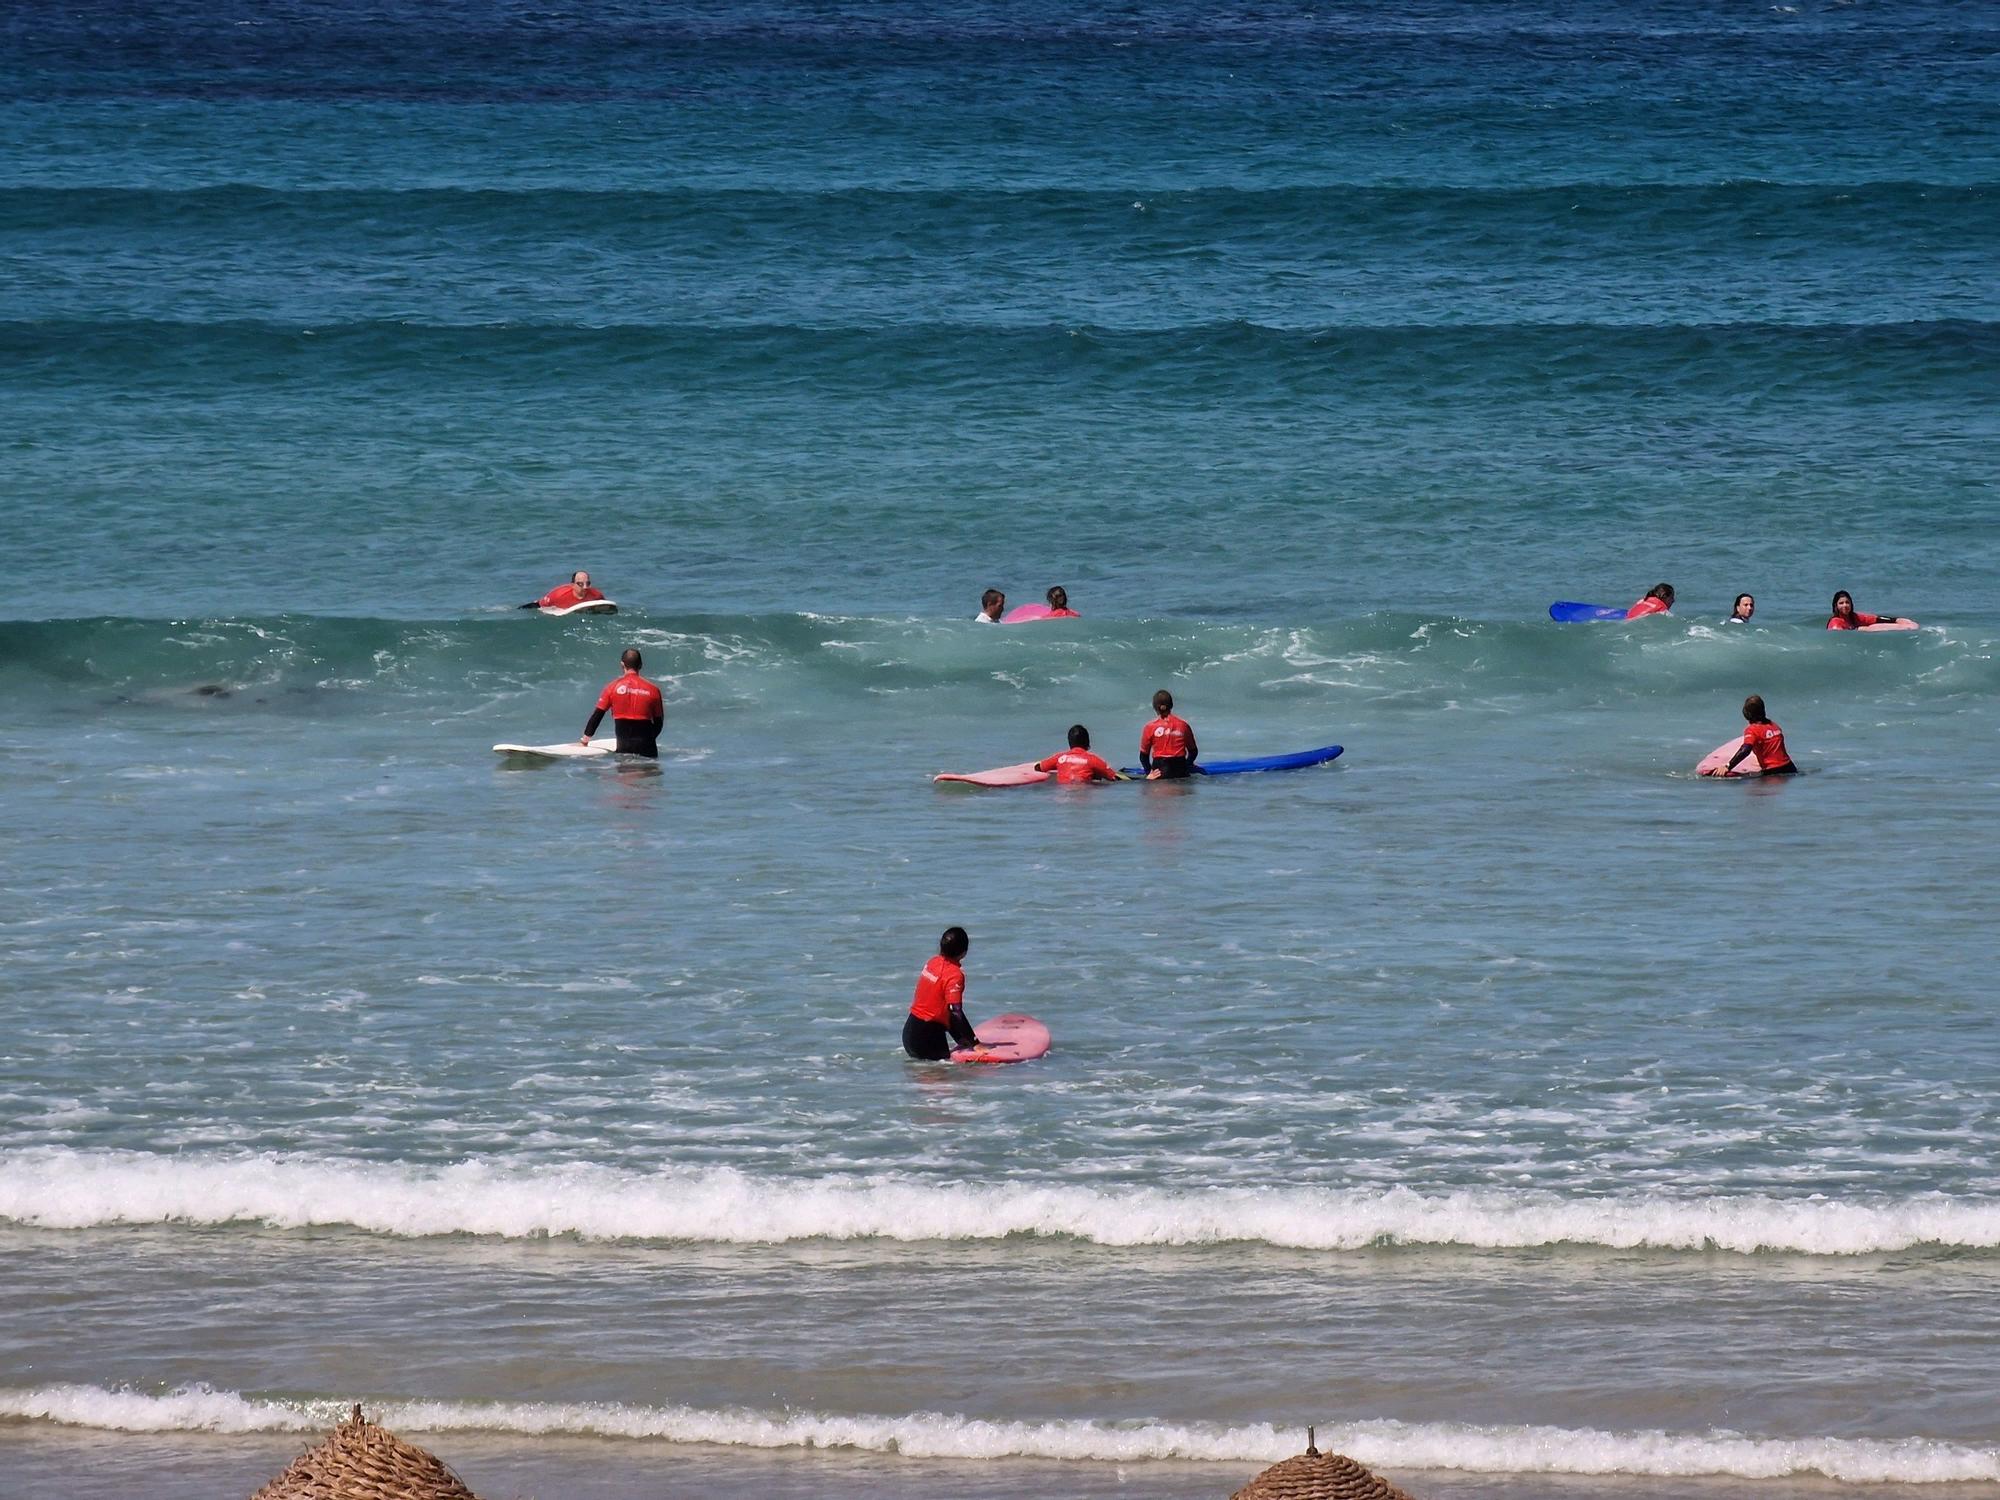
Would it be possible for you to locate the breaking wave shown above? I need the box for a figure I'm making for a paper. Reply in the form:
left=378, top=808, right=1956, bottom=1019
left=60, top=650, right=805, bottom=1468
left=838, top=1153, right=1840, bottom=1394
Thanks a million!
left=5, top=1150, right=1998, bottom=1257
left=5, top=1383, right=1997, bottom=1483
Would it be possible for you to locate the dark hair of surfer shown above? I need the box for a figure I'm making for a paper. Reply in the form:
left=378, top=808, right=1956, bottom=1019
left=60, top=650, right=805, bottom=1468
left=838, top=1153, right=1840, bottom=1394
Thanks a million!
left=1152, top=688, right=1173, bottom=714
left=1647, top=583, right=1675, bottom=605
left=939, top=926, right=969, bottom=960
left=982, top=588, right=1004, bottom=610
left=621, top=648, right=642, bottom=670
left=1046, top=586, right=1068, bottom=609
left=1831, top=590, right=1852, bottom=613
left=1743, top=695, right=1767, bottom=722
left=1067, top=724, right=1089, bottom=748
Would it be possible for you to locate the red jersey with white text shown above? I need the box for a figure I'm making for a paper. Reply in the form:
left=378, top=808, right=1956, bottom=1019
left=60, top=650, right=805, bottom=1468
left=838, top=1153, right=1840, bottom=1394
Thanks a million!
left=538, top=583, right=606, bottom=609
left=909, top=955, right=965, bottom=1024
left=1140, top=714, right=1194, bottom=760
left=1626, top=596, right=1671, bottom=619
left=1826, top=611, right=1881, bottom=630
left=596, top=670, right=664, bottom=722
left=1035, top=748, right=1119, bottom=783
left=1743, top=721, right=1792, bottom=770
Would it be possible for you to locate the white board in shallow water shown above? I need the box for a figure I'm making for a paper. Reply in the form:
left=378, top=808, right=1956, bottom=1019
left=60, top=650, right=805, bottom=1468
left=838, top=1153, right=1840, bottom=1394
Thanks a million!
left=538, top=599, right=619, bottom=617
left=493, top=739, right=617, bottom=760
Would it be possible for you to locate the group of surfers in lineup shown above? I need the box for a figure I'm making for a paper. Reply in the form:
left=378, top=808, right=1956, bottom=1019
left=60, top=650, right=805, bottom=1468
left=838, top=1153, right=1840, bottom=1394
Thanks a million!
left=1612, top=583, right=1908, bottom=781
left=526, top=570, right=1903, bottom=1054
left=1621, top=582, right=1907, bottom=630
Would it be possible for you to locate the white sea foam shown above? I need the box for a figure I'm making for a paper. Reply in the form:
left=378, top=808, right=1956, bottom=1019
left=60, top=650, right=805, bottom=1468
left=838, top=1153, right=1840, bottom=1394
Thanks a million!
left=3, top=1150, right=1999, bottom=1255
left=3, top=1385, right=1997, bottom=1483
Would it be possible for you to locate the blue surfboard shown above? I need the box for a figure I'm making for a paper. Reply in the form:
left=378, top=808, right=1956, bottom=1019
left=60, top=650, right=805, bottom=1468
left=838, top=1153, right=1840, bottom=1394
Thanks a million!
left=1550, top=601, right=1629, bottom=622
left=1119, top=744, right=1343, bottom=778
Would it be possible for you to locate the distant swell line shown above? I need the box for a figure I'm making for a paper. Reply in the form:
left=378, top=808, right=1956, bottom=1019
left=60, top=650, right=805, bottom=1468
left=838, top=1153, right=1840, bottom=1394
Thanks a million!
left=4, top=1385, right=1997, bottom=1483
left=4, top=1152, right=1999, bottom=1256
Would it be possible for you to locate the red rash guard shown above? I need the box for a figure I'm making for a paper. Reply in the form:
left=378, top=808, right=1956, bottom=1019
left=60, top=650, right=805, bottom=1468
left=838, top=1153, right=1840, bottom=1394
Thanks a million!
left=909, top=955, right=965, bottom=1024
left=1140, top=714, right=1195, bottom=760
left=1625, top=597, right=1671, bottom=619
left=538, top=583, right=607, bottom=609
left=1035, top=748, right=1119, bottom=783
left=1045, top=608, right=1080, bottom=618
left=596, top=671, right=663, bottom=722
left=1743, top=721, right=1793, bottom=770
left=1826, top=611, right=1880, bottom=630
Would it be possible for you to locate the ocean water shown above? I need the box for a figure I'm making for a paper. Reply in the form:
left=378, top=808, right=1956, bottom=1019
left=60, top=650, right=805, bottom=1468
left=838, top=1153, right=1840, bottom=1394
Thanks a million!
left=3, top=3, right=1999, bottom=1498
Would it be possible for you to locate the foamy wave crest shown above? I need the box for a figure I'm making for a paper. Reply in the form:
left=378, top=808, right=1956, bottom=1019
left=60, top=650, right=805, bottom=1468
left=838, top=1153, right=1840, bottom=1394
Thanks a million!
left=5, top=1385, right=1998, bottom=1484
left=5, top=1150, right=2000, bottom=1256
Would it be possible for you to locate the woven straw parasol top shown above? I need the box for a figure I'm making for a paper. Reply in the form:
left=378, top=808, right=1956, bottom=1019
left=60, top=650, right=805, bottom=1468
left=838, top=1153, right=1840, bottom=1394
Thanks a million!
left=249, top=1405, right=481, bottom=1500
left=1229, top=1431, right=1418, bottom=1500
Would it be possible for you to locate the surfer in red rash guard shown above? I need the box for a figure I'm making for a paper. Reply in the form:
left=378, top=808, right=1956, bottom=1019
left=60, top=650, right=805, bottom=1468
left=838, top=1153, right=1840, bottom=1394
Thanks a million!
left=1625, top=583, right=1674, bottom=619
left=1044, top=586, right=1080, bottom=618
left=1709, top=694, right=1799, bottom=777
left=904, top=927, right=984, bottom=1061
left=1035, top=724, right=1125, bottom=783
left=522, top=570, right=605, bottom=610
left=1826, top=590, right=1904, bottom=630
left=1139, top=689, right=1199, bottom=779
left=580, top=647, right=664, bottom=757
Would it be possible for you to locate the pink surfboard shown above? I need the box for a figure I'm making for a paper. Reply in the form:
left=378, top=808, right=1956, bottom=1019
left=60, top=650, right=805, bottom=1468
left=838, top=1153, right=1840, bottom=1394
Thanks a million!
left=1860, top=619, right=1918, bottom=632
left=1000, top=603, right=1055, bottom=623
left=1698, top=739, right=1770, bottom=777
left=934, top=762, right=1050, bottom=788
left=951, top=1013, right=1052, bottom=1065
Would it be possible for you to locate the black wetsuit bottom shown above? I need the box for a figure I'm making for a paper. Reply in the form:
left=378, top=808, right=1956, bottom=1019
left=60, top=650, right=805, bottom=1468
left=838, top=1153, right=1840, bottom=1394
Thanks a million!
left=1149, top=756, right=1197, bottom=779
left=1763, top=761, right=1799, bottom=775
left=903, top=1014, right=951, bottom=1061
left=613, top=720, right=660, bottom=758
left=904, top=1010, right=978, bottom=1060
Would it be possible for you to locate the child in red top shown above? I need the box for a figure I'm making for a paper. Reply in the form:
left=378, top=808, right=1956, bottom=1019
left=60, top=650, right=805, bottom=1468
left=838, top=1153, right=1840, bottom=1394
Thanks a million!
left=1826, top=590, right=1904, bottom=630
left=1710, top=694, right=1798, bottom=776
left=1626, top=583, right=1675, bottom=619
left=904, top=926, right=983, bottom=1060
left=1139, top=689, right=1200, bottom=779
left=1035, top=724, right=1125, bottom=784
left=1044, top=586, right=1080, bottom=618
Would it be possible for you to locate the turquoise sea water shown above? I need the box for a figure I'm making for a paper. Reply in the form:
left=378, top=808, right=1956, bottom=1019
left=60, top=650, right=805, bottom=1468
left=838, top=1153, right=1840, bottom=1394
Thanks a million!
left=3, top=3, right=1999, bottom=1497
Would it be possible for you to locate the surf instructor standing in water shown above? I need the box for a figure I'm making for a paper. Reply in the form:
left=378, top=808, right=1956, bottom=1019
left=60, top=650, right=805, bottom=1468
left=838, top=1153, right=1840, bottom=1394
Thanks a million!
left=905, top=927, right=984, bottom=1060
left=581, top=648, right=664, bottom=757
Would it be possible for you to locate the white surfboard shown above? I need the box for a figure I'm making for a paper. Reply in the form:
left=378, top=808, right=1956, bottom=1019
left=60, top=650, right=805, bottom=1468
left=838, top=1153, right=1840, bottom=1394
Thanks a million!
left=493, top=739, right=618, bottom=760
left=539, top=599, right=618, bottom=617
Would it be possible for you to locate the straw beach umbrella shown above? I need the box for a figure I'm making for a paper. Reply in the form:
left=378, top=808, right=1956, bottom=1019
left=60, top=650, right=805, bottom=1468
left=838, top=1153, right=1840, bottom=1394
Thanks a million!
left=1229, top=1428, right=1420, bottom=1500
left=249, top=1404, right=482, bottom=1500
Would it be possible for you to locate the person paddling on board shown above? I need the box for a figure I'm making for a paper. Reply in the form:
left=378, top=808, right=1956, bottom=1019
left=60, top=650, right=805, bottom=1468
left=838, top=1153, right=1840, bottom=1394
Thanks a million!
left=1044, top=586, right=1080, bottom=618
left=1706, top=694, right=1799, bottom=777
left=1139, top=689, right=1200, bottom=780
left=1036, top=724, right=1126, bottom=783
left=974, top=589, right=1005, bottom=624
left=1726, top=593, right=1755, bottom=623
left=904, top=926, right=985, bottom=1060
left=581, top=647, right=664, bottom=757
left=1626, top=583, right=1675, bottom=619
left=523, top=571, right=605, bottom=611
left=1826, top=590, right=1905, bottom=630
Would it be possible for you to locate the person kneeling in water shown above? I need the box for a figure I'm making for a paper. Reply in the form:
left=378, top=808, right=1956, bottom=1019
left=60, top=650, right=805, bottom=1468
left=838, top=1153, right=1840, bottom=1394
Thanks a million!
left=1036, top=724, right=1125, bottom=783
left=1139, top=689, right=1200, bottom=779
left=1709, top=694, right=1798, bottom=777
left=581, top=647, right=664, bottom=757
left=904, top=926, right=984, bottom=1060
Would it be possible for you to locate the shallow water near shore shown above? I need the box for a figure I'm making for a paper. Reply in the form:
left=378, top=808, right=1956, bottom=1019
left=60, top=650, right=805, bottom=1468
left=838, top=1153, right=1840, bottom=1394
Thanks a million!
left=4, top=1, right=2000, bottom=1497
